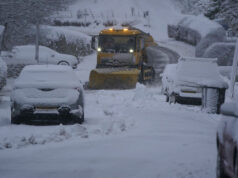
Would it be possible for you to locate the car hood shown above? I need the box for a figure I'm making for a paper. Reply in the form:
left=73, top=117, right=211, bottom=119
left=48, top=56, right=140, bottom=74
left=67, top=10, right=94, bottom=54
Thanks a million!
left=11, top=88, right=79, bottom=107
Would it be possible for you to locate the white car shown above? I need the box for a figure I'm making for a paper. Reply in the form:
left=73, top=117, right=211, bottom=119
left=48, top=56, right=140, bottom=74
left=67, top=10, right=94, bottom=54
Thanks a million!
left=10, top=65, right=84, bottom=124
left=2, top=45, right=79, bottom=69
left=161, top=57, right=227, bottom=104
left=0, top=57, right=7, bottom=90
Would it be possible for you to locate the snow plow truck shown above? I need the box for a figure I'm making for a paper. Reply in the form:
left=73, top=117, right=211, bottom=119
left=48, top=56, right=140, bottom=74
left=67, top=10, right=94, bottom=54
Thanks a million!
left=89, top=27, right=158, bottom=89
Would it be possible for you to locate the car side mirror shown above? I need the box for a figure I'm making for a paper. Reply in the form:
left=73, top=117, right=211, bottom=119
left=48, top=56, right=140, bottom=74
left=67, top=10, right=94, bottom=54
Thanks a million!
left=51, top=54, right=55, bottom=58
left=221, top=102, right=237, bottom=117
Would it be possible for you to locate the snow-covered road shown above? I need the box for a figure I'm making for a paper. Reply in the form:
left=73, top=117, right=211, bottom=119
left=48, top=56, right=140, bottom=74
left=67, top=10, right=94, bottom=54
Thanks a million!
left=0, top=53, right=220, bottom=178
left=0, top=0, right=222, bottom=176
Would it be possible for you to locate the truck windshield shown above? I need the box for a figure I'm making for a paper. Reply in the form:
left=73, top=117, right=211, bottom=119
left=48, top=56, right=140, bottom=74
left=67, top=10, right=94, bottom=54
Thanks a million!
left=99, top=35, right=136, bottom=53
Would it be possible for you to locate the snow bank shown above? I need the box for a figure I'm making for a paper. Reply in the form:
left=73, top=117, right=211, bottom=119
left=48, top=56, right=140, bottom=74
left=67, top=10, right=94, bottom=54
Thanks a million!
left=203, top=42, right=235, bottom=66
left=220, top=101, right=238, bottom=117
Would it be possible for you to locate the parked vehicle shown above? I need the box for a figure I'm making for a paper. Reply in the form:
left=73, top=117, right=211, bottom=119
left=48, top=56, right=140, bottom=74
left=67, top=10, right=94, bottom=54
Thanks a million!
left=0, top=57, right=7, bottom=90
left=1, top=45, right=79, bottom=69
left=161, top=57, right=226, bottom=104
left=217, top=101, right=238, bottom=178
left=10, top=65, right=84, bottom=124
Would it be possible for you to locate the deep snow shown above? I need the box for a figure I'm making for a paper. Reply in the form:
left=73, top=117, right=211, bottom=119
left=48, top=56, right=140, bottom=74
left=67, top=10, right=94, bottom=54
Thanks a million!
left=0, top=0, right=226, bottom=177
left=0, top=79, right=220, bottom=178
left=0, top=53, right=221, bottom=178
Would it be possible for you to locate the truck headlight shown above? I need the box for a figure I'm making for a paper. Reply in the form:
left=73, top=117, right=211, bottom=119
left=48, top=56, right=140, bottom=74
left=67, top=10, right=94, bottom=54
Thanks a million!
left=129, top=49, right=134, bottom=53
left=97, top=47, right=102, bottom=52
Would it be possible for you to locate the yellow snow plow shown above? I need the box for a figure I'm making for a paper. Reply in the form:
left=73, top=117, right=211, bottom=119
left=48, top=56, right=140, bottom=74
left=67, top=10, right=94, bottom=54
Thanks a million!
left=89, top=68, right=140, bottom=89
left=89, top=27, right=157, bottom=89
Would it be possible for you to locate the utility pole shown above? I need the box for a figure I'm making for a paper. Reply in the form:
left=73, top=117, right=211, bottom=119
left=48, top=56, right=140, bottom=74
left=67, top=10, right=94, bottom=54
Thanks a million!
left=35, top=20, right=40, bottom=63
left=230, top=39, right=238, bottom=98
left=0, top=26, right=5, bottom=55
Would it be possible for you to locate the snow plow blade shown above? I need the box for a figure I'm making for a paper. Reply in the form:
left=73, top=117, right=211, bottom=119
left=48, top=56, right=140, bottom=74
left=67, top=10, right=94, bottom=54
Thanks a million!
left=88, top=68, right=140, bottom=89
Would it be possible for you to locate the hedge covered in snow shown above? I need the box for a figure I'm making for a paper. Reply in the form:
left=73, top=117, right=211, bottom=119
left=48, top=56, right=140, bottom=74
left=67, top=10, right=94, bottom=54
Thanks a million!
left=168, top=15, right=224, bottom=46
left=41, top=26, right=93, bottom=57
left=203, top=42, right=235, bottom=66
left=195, top=28, right=226, bottom=57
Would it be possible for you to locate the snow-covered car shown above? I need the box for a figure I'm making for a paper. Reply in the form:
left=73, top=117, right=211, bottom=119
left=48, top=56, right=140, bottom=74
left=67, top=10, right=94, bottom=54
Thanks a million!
left=216, top=101, right=238, bottom=178
left=0, top=57, right=7, bottom=90
left=161, top=57, right=226, bottom=104
left=2, top=45, right=79, bottom=69
left=10, top=65, right=84, bottom=124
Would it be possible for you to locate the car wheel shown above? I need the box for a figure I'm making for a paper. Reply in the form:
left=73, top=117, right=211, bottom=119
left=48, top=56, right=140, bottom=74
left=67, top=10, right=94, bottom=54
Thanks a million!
left=57, top=60, right=70, bottom=66
left=217, top=147, right=229, bottom=178
left=169, top=94, right=176, bottom=104
left=74, top=113, right=84, bottom=124
left=11, top=115, right=21, bottom=125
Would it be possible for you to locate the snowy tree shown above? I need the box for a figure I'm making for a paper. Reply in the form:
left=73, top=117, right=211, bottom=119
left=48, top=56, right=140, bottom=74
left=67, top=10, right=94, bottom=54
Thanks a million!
left=205, top=0, right=238, bottom=35
left=0, top=0, right=75, bottom=61
left=205, top=0, right=223, bottom=19
left=174, top=0, right=210, bottom=15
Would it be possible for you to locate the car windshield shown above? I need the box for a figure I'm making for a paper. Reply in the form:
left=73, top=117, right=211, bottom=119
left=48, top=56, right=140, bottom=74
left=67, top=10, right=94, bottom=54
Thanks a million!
left=15, top=69, right=79, bottom=89
left=177, top=61, right=219, bottom=79
left=99, top=35, right=136, bottom=53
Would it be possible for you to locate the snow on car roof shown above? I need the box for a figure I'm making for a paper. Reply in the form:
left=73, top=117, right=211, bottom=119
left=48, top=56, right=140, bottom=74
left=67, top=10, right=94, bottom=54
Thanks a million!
left=176, top=57, right=228, bottom=88
left=163, top=57, right=228, bottom=89
left=14, top=45, right=54, bottom=52
left=14, top=65, right=81, bottom=89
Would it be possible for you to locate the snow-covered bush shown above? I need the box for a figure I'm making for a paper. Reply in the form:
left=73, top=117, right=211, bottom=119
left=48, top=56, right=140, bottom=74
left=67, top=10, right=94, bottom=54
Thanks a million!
left=168, top=15, right=223, bottom=46
left=203, top=42, right=235, bottom=66
left=195, top=27, right=226, bottom=57
left=0, top=57, right=7, bottom=90
left=41, top=26, right=93, bottom=57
